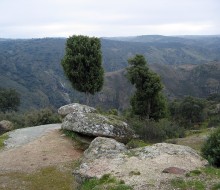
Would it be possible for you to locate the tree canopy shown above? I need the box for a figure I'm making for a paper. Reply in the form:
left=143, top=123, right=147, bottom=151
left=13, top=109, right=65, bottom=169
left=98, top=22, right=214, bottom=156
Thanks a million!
left=0, top=88, right=20, bottom=113
left=61, top=35, right=104, bottom=96
left=126, top=54, right=167, bottom=120
left=169, top=96, right=207, bottom=127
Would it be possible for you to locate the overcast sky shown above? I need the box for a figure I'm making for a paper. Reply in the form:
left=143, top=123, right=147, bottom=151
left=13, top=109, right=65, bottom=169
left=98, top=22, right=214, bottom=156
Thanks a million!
left=0, top=0, right=219, bottom=38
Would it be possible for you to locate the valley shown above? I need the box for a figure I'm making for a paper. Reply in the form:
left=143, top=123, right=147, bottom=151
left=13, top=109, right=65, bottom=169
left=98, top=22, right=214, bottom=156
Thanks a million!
left=0, top=35, right=219, bottom=111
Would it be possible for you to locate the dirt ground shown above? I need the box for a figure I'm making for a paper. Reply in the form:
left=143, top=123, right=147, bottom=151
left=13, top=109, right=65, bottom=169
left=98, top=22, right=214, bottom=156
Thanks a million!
left=0, top=129, right=83, bottom=173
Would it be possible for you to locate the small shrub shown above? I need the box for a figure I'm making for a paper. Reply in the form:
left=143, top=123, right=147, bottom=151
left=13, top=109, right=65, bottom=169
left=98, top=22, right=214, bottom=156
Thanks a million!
left=201, top=127, right=220, bottom=167
left=126, top=139, right=150, bottom=149
left=108, top=109, right=118, bottom=116
left=0, top=108, right=61, bottom=129
left=24, top=108, right=61, bottom=127
left=129, top=171, right=141, bottom=176
left=128, top=118, right=185, bottom=143
left=80, top=174, right=132, bottom=190
left=186, top=170, right=202, bottom=177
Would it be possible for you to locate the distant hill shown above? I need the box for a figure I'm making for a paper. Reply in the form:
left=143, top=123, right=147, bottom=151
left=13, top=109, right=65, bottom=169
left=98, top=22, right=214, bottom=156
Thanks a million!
left=102, top=35, right=220, bottom=71
left=91, top=61, right=220, bottom=111
left=0, top=36, right=219, bottom=111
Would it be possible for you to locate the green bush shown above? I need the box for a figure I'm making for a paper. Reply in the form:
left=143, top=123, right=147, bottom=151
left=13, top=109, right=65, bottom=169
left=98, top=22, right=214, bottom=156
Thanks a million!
left=0, top=108, right=61, bottom=129
left=80, top=174, right=132, bottom=190
left=108, top=109, right=118, bottom=116
left=24, top=108, right=61, bottom=127
left=201, top=127, right=220, bottom=167
left=128, top=118, right=185, bottom=143
left=126, top=139, right=150, bottom=149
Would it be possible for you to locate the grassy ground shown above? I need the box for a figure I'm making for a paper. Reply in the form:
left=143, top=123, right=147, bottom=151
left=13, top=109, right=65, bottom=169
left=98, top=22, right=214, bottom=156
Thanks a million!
left=0, top=133, right=8, bottom=149
left=165, top=128, right=220, bottom=190
left=170, top=167, right=220, bottom=190
left=0, top=162, right=80, bottom=190
left=166, top=128, right=214, bottom=152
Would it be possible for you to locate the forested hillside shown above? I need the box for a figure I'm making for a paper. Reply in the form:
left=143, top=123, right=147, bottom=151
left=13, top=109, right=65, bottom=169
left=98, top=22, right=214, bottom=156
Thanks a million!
left=89, top=61, right=220, bottom=111
left=0, top=36, right=219, bottom=111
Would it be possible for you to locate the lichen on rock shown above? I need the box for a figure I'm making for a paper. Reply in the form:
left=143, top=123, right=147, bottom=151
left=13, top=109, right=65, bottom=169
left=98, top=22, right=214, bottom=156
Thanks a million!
left=73, top=137, right=208, bottom=190
left=60, top=103, right=135, bottom=143
left=58, top=103, right=96, bottom=117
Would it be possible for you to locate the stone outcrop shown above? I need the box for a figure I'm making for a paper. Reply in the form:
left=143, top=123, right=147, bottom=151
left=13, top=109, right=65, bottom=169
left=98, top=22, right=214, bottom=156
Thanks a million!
left=60, top=103, right=135, bottom=143
left=73, top=137, right=208, bottom=190
left=58, top=103, right=96, bottom=116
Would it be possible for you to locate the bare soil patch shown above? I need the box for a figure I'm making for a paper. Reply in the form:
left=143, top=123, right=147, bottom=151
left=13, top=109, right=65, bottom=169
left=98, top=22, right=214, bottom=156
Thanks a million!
left=0, top=129, right=83, bottom=173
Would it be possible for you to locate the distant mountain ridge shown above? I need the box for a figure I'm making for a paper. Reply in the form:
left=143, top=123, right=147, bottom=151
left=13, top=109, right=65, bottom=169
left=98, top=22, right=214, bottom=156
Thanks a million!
left=0, top=36, right=219, bottom=110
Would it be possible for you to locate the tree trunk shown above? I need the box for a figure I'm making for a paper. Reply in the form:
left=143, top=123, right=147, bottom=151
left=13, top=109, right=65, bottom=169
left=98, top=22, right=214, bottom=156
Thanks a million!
left=85, top=92, right=90, bottom=105
left=146, top=101, right=151, bottom=120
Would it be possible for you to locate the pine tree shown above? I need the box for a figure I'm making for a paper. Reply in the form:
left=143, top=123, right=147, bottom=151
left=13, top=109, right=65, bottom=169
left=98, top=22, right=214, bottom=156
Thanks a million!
left=126, top=54, right=167, bottom=120
left=61, top=35, right=104, bottom=103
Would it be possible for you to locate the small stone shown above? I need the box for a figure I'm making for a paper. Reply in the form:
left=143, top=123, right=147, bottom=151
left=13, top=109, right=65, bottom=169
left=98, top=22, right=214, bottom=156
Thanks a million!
left=162, top=167, right=186, bottom=174
left=0, top=120, right=14, bottom=134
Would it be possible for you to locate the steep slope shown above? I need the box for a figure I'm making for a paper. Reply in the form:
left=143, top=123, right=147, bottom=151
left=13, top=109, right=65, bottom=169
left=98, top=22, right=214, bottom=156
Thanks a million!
left=0, top=38, right=80, bottom=110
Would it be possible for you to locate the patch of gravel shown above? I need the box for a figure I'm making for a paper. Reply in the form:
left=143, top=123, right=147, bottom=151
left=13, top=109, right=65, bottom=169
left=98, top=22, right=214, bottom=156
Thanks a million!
left=4, top=124, right=61, bottom=149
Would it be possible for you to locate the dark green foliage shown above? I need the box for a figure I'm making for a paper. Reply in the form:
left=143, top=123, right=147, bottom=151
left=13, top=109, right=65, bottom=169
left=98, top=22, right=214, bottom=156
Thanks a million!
left=169, top=96, right=207, bottom=127
left=108, top=109, right=118, bottom=116
left=128, top=117, right=185, bottom=142
left=212, top=183, right=220, bottom=190
left=186, top=170, right=202, bottom=177
left=61, top=35, right=104, bottom=95
left=202, top=127, right=220, bottom=167
left=0, top=108, right=61, bottom=129
left=179, top=96, right=206, bottom=125
left=24, top=108, right=61, bottom=127
left=80, top=174, right=132, bottom=190
left=207, top=94, right=220, bottom=102
left=126, top=54, right=167, bottom=120
left=0, top=88, right=20, bottom=113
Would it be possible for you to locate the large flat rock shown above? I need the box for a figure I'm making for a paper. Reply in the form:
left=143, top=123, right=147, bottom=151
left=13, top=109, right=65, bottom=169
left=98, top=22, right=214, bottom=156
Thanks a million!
left=73, top=137, right=208, bottom=190
left=60, top=103, right=135, bottom=143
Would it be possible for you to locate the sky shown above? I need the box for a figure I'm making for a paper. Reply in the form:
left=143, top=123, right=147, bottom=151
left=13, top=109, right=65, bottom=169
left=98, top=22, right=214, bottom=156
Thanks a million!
left=0, top=0, right=219, bottom=38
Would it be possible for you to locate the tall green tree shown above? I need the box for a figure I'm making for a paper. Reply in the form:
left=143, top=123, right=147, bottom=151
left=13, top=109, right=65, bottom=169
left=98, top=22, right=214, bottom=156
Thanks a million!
left=61, top=35, right=104, bottom=103
left=126, top=54, right=167, bottom=120
left=0, top=88, right=20, bottom=113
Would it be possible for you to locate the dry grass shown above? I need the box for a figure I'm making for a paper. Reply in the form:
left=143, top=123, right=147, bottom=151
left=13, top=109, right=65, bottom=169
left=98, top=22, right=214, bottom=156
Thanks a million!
left=0, top=162, right=79, bottom=190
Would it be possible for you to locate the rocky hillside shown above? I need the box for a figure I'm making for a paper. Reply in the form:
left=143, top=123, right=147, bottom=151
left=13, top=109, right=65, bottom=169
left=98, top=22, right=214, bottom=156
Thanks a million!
left=0, top=36, right=219, bottom=110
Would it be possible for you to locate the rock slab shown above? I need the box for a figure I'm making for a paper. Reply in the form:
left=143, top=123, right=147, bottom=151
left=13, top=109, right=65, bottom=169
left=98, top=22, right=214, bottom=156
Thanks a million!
left=58, top=103, right=96, bottom=116
left=60, top=103, right=135, bottom=143
left=73, top=137, right=208, bottom=190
